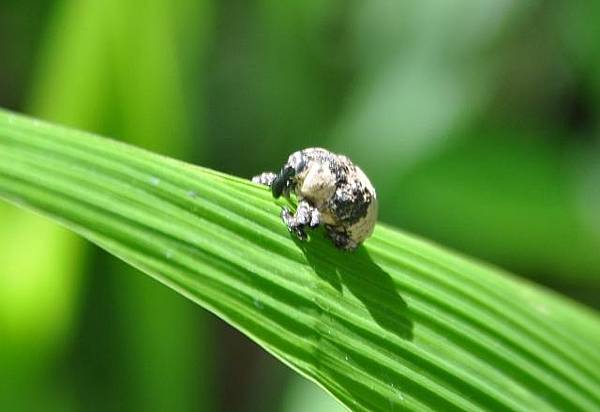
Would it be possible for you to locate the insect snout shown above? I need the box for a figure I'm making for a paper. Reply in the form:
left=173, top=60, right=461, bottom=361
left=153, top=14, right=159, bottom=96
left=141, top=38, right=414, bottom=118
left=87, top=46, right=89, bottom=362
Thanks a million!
left=271, top=166, right=295, bottom=198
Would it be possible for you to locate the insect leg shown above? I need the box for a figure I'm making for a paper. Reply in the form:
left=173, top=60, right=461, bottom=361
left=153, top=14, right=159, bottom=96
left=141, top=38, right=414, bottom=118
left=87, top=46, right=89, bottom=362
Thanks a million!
left=280, top=200, right=320, bottom=240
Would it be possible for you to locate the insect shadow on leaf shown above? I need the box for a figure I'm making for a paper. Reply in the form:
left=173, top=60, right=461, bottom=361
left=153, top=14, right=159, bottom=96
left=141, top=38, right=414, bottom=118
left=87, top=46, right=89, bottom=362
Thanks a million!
left=295, top=233, right=414, bottom=341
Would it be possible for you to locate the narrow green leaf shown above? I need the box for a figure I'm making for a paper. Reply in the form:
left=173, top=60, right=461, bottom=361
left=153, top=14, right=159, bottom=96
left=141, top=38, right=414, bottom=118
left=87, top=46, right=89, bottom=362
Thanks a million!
left=1, top=109, right=599, bottom=412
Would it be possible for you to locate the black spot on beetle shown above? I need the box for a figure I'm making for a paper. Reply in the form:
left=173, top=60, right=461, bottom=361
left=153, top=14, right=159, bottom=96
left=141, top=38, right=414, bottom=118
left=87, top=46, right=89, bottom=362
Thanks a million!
left=329, top=184, right=372, bottom=225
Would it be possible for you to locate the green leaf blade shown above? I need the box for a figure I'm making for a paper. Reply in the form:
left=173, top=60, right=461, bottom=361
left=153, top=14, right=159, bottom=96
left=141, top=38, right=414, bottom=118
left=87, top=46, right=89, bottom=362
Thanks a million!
left=1, top=109, right=600, bottom=412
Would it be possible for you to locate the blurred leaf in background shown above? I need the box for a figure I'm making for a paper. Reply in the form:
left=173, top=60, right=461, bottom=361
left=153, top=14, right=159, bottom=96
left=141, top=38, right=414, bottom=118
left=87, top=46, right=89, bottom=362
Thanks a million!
left=281, top=376, right=346, bottom=412
left=330, top=0, right=525, bottom=181
left=0, top=0, right=82, bottom=410
left=31, top=0, right=215, bottom=409
left=206, top=0, right=351, bottom=178
left=2, top=0, right=214, bottom=410
left=393, top=130, right=600, bottom=280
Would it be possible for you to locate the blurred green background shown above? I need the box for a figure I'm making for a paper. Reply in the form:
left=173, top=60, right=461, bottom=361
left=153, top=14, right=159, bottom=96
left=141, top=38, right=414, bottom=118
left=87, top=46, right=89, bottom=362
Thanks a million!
left=0, top=1, right=598, bottom=411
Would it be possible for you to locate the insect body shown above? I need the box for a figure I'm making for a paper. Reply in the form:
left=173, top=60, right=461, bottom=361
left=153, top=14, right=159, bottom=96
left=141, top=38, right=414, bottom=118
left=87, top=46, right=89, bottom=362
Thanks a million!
left=252, top=148, right=378, bottom=250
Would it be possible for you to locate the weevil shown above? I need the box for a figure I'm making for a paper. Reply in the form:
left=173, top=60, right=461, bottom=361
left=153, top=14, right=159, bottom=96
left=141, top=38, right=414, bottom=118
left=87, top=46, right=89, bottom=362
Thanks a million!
left=253, top=148, right=377, bottom=250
